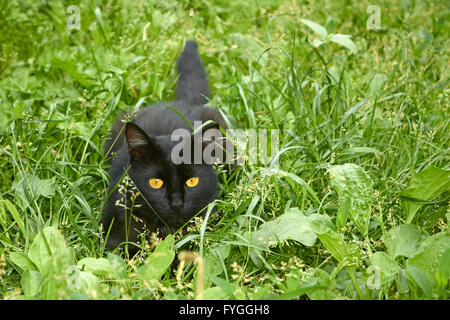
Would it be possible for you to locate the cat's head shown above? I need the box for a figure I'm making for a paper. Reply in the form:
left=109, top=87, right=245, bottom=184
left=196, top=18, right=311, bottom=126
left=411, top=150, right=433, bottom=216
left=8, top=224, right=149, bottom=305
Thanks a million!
left=121, top=122, right=219, bottom=229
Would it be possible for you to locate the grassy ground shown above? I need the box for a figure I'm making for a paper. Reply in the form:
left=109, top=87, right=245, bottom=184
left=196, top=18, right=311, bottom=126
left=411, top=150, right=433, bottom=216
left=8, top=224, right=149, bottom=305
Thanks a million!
left=0, top=0, right=449, bottom=300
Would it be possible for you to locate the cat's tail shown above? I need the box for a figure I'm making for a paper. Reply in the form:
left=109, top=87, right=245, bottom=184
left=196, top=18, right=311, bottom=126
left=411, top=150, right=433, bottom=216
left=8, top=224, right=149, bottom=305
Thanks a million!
left=175, top=40, right=210, bottom=105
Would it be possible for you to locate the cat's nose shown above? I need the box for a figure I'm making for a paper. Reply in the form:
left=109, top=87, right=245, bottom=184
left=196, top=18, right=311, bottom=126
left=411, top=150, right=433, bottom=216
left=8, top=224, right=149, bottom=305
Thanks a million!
left=170, top=196, right=183, bottom=212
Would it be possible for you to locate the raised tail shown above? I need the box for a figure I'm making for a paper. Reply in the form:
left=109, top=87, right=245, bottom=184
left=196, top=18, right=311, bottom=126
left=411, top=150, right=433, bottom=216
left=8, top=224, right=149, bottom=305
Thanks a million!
left=175, top=40, right=210, bottom=105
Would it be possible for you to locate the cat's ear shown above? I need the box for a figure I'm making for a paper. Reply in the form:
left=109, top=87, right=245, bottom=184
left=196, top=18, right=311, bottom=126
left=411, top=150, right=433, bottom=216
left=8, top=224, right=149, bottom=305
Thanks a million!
left=125, top=122, right=159, bottom=162
left=191, top=122, right=230, bottom=165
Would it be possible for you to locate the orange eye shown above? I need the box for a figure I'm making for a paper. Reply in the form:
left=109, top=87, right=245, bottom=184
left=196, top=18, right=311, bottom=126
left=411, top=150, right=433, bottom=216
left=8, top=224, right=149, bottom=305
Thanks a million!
left=149, top=178, right=164, bottom=189
left=185, top=177, right=199, bottom=188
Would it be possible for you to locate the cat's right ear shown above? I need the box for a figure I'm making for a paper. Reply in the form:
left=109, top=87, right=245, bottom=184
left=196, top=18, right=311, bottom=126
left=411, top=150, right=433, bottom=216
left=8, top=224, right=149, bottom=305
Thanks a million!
left=125, top=122, right=158, bottom=162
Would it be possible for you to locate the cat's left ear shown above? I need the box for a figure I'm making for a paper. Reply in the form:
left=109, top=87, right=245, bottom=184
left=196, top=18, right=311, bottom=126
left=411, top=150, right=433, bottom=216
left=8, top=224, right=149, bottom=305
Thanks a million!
left=191, top=122, right=230, bottom=165
left=125, top=122, right=159, bottom=162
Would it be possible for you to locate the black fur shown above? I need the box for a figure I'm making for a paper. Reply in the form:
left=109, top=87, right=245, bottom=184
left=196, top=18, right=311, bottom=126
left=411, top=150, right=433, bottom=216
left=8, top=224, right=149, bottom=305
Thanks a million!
left=176, top=40, right=210, bottom=105
left=100, top=41, right=226, bottom=254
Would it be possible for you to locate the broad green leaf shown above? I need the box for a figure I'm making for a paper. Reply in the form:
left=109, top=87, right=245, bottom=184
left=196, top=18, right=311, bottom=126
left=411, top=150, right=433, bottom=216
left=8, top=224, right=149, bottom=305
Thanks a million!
left=382, top=224, right=423, bottom=258
left=202, top=286, right=229, bottom=300
left=313, top=228, right=353, bottom=263
left=250, top=285, right=276, bottom=300
left=9, top=252, right=38, bottom=272
left=366, top=265, right=381, bottom=290
left=395, top=269, right=410, bottom=294
left=209, top=274, right=246, bottom=300
left=406, top=265, right=433, bottom=299
left=77, top=257, right=117, bottom=277
left=305, top=269, right=334, bottom=300
left=13, top=174, right=56, bottom=210
left=368, top=252, right=400, bottom=287
left=300, top=19, right=328, bottom=39
left=328, top=33, right=357, bottom=53
left=274, top=276, right=318, bottom=300
left=336, top=197, right=350, bottom=230
left=309, top=214, right=359, bottom=263
left=107, top=253, right=127, bottom=279
left=307, top=213, right=338, bottom=233
left=399, top=166, right=450, bottom=223
left=249, top=208, right=317, bottom=265
left=21, top=270, right=42, bottom=297
left=406, top=231, right=450, bottom=287
left=28, top=226, right=67, bottom=272
left=72, top=269, right=103, bottom=299
left=251, top=208, right=317, bottom=247
left=311, top=38, right=325, bottom=48
left=137, top=234, right=175, bottom=284
left=369, top=252, right=400, bottom=277
left=439, top=248, right=450, bottom=278
left=329, top=164, right=373, bottom=235
left=40, top=247, right=74, bottom=300
left=69, top=293, right=89, bottom=300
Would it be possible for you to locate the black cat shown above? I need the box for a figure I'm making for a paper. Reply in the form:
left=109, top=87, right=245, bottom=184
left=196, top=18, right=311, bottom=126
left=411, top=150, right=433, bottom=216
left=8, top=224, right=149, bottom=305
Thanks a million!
left=100, top=40, right=228, bottom=254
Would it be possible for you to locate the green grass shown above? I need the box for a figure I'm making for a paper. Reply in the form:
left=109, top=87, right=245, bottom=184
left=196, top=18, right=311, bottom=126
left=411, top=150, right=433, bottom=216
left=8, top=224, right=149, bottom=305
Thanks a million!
left=0, top=0, right=449, bottom=300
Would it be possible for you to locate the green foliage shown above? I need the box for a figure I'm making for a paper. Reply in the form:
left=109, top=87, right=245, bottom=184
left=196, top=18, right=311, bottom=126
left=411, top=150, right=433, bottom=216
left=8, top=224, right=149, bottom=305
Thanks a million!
left=329, top=163, right=373, bottom=236
left=368, top=252, right=400, bottom=286
left=407, top=232, right=450, bottom=288
left=300, top=19, right=357, bottom=53
left=137, top=235, right=175, bottom=285
left=399, top=166, right=450, bottom=223
left=250, top=208, right=317, bottom=265
left=0, top=0, right=448, bottom=300
left=382, top=224, right=423, bottom=258
left=9, top=227, right=107, bottom=299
